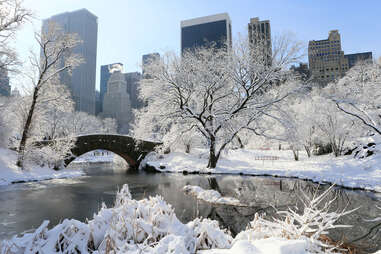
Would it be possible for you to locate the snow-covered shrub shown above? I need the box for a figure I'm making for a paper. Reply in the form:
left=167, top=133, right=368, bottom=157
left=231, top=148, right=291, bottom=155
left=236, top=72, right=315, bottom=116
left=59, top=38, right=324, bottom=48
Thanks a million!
left=89, top=184, right=196, bottom=253
left=234, top=185, right=355, bottom=253
left=1, top=219, right=91, bottom=254
left=187, top=218, right=232, bottom=250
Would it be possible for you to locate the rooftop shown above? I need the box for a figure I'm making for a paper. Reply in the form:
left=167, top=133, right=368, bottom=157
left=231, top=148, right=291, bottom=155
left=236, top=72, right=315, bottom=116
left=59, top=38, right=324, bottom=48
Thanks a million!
left=181, top=13, right=231, bottom=28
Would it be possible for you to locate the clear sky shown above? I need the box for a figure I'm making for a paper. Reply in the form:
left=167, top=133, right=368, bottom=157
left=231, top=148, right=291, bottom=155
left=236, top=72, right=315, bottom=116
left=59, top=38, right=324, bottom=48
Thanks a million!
left=12, top=0, right=381, bottom=91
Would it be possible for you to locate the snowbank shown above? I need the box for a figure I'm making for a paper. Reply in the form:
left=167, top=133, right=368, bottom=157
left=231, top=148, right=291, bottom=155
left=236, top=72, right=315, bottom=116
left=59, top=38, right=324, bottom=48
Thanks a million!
left=147, top=146, right=381, bottom=192
left=183, top=185, right=243, bottom=206
left=0, top=148, right=84, bottom=186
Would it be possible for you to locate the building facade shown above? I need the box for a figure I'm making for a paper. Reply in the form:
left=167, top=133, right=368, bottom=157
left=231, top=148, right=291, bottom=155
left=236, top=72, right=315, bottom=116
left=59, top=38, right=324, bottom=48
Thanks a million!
left=102, top=68, right=133, bottom=134
left=42, top=8, right=98, bottom=114
left=181, top=13, right=232, bottom=53
left=100, top=63, right=123, bottom=113
left=0, top=69, right=10, bottom=97
left=344, top=52, right=373, bottom=69
left=308, top=30, right=349, bottom=84
left=124, top=72, right=142, bottom=109
left=248, top=17, right=272, bottom=66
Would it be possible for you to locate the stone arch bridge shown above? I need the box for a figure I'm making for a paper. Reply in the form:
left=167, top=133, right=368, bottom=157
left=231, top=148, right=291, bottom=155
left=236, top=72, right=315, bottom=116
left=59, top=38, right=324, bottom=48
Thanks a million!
left=39, top=134, right=161, bottom=170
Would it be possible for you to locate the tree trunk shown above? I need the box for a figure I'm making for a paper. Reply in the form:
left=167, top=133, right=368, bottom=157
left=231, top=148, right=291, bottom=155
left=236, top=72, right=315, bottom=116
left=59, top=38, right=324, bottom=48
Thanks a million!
left=207, top=136, right=218, bottom=168
left=331, top=141, right=339, bottom=157
left=236, top=136, right=244, bottom=149
left=185, top=143, right=191, bottom=154
left=304, top=145, right=311, bottom=157
left=17, top=87, right=39, bottom=168
left=292, top=147, right=299, bottom=161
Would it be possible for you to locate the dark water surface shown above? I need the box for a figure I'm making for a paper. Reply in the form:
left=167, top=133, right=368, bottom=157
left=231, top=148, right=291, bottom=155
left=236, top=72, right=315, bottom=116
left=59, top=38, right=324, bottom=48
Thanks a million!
left=0, top=163, right=380, bottom=252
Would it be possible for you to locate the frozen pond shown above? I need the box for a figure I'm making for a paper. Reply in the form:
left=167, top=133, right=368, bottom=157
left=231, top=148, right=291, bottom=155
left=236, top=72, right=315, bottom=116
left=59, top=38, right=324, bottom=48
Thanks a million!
left=0, top=163, right=380, bottom=252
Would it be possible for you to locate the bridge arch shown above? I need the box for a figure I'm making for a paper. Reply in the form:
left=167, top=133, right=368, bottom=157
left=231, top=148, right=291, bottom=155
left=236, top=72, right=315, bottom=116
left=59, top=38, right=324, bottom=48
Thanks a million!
left=64, top=134, right=161, bottom=170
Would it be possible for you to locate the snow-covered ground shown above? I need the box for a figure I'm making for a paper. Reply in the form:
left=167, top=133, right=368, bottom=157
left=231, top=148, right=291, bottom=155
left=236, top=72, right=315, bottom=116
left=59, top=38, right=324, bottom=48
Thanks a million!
left=147, top=146, right=381, bottom=192
left=1, top=184, right=364, bottom=254
left=0, top=148, right=84, bottom=186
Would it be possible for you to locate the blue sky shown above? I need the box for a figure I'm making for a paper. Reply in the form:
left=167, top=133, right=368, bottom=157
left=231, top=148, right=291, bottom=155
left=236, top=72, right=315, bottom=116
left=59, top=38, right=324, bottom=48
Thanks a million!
left=13, top=0, right=381, bottom=91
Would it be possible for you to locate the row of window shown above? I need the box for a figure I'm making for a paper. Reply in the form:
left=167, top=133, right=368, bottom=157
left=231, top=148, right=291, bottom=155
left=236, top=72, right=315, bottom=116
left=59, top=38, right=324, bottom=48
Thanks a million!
left=313, top=40, right=339, bottom=45
left=319, top=67, right=339, bottom=72
left=313, top=51, right=342, bottom=56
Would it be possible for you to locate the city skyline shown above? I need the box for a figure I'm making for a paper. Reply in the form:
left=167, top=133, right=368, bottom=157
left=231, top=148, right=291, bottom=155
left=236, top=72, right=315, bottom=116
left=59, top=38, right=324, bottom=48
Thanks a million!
left=11, top=0, right=381, bottom=92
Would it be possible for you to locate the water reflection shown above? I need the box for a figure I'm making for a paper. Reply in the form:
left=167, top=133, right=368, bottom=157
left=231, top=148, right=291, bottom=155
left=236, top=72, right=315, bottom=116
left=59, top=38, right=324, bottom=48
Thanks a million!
left=0, top=163, right=379, bottom=252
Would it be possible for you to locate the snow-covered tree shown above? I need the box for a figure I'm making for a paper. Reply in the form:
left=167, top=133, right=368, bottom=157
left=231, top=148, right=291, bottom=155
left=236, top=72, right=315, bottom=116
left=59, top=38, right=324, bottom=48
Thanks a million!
left=16, top=22, right=82, bottom=168
left=135, top=35, right=303, bottom=168
left=0, top=0, right=32, bottom=72
left=327, top=61, right=381, bottom=136
left=101, top=117, right=117, bottom=134
left=59, top=111, right=116, bottom=136
left=312, top=93, right=357, bottom=157
left=266, top=95, right=316, bottom=160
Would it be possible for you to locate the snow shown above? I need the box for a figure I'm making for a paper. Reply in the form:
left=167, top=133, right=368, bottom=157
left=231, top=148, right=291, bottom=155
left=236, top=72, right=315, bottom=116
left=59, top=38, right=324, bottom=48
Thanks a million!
left=183, top=185, right=243, bottom=206
left=199, top=239, right=309, bottom=254
left=147, top=145, right=381, bottom=192
left=0, top=148, right=84, bottom=186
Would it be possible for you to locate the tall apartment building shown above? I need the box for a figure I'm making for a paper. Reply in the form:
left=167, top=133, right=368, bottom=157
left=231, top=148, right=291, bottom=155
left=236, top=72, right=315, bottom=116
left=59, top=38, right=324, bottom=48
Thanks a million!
left=0, top=69, right=10, bottom=97
left=42, top=9, right=98, bottom=114
left=248, top=17, right=272, bottom=66
left=344, top=52, right=373, bottom=69
left=100, top=63, right=123, bottom=113
left=181, top=13, right=232, bottom=53
left=308, top=30, right=349, bottom=84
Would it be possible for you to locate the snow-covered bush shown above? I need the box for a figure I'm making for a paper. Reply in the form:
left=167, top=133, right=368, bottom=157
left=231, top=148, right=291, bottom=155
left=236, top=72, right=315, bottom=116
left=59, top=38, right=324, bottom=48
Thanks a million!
left=234, top=185, right=355, bottom=253
left=187, top=218, right=232, bottom=250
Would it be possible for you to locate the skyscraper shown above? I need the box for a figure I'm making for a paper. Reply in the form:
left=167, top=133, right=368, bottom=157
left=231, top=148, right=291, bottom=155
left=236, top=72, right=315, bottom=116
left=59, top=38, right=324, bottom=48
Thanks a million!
left=42, top=9, right=98, bottom=114
left=308, top=30, right=349, bottom=84
left=181, top=13, right=232, bottom=53
left=100, top=63, right=123, bottom=113
left=0, top=69, right=10, bottom=97
left=248, top=17, right=272, bottom=66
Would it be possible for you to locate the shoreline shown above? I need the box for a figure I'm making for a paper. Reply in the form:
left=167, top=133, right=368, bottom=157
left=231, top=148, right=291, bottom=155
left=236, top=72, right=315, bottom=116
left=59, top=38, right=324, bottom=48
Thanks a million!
left=146, top=164, right=381, bottom=194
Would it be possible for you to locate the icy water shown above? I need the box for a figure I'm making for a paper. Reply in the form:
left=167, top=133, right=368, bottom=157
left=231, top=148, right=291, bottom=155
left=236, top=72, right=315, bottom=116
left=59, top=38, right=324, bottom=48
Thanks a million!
left=0, top=163, right=380, bottom=252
